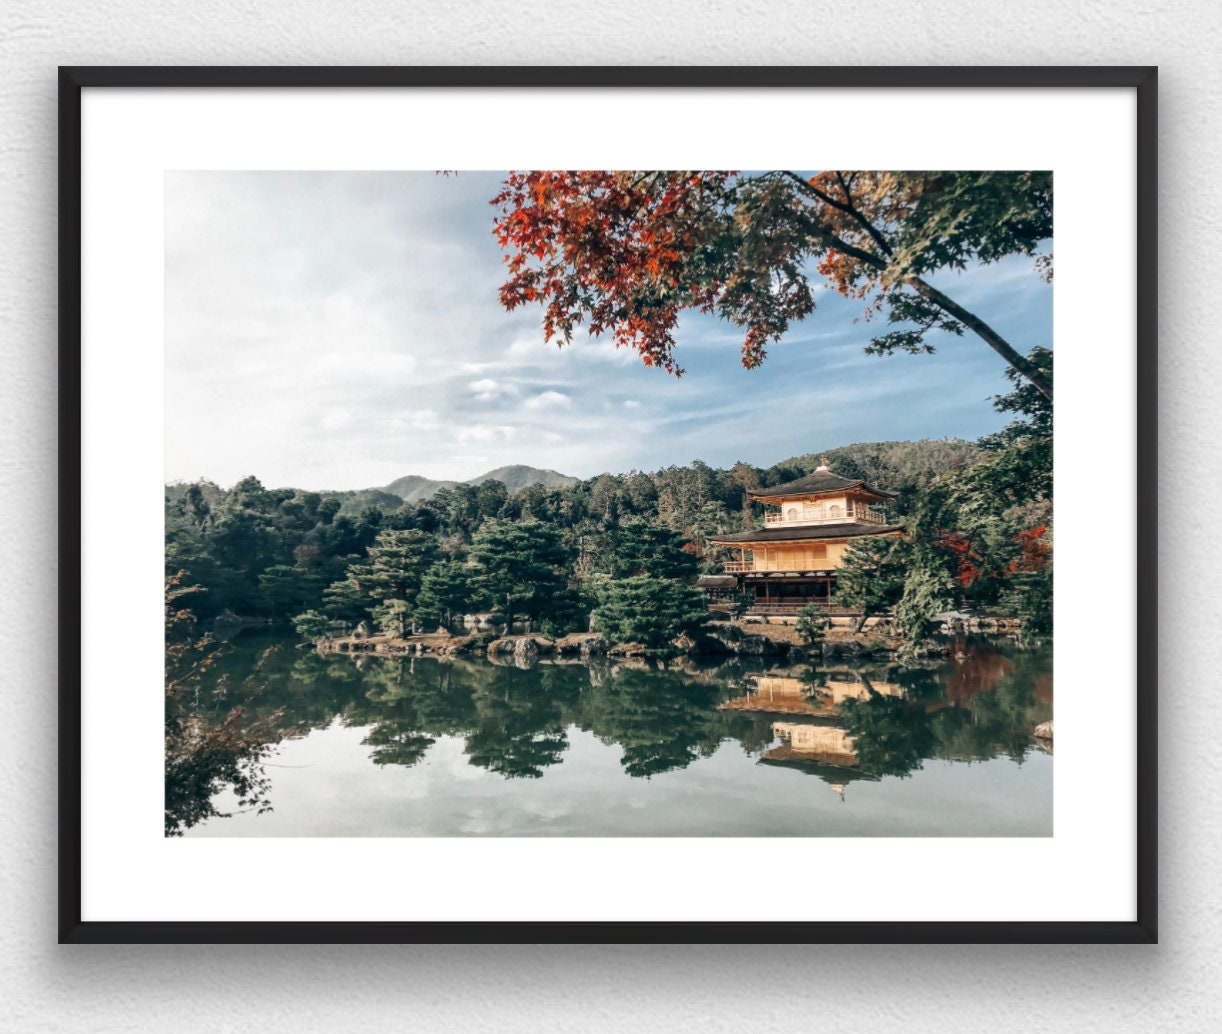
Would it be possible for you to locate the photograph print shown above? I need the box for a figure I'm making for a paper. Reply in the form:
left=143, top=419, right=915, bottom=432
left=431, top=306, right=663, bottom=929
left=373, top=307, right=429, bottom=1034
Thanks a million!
left=164, top=168, right=1054, bottom=838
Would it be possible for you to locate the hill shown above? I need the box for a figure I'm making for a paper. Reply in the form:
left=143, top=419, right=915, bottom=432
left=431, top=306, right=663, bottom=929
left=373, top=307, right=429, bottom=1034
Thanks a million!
left=764, top=439, right=984, bottom=496
left=750, top=438, right=984, bottom=515
left=382, top=465, right=577, bottom=502
left=466, top=465, right=578, bottom=493
left=381, top=474, right=461, bottom=504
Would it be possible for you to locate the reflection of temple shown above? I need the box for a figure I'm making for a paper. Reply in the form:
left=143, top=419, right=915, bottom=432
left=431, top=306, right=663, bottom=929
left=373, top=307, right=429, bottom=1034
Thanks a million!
left=758, top=720, right=879, bottom=797
left=719, top=672, right=902, bottom=716
left=719, top=673, right=903, bottom=798
left=765, top=722, right=857, bottom=767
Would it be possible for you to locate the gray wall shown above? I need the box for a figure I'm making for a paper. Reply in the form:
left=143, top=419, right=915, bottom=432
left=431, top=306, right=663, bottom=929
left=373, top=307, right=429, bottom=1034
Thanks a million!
left=1, top=2, right=1213, bottom=1031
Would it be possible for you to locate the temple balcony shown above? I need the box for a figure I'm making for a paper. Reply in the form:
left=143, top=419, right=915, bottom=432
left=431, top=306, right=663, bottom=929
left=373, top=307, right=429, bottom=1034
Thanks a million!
left=722, top=560, right=831, bottom=574
left=763, top=507, right=887, bottom=527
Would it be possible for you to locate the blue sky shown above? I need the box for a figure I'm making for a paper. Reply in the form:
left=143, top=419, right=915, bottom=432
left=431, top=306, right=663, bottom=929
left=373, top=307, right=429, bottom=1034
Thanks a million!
left=165, top=171, right=1052, bottom=491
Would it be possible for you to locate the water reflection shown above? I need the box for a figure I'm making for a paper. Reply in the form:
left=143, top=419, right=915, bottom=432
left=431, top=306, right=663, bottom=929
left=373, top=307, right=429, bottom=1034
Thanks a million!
left=169, top=634, right=1052, bottom=833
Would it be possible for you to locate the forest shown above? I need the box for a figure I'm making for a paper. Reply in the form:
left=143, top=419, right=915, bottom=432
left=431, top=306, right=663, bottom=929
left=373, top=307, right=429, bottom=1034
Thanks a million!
left=164, top=347, right=1052, bottom=652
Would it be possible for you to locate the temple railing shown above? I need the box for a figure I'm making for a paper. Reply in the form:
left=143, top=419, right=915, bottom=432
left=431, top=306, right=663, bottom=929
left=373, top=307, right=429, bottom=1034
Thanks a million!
left=746, top=602, right=864, bottom=616
left=762, top=508, right=888, bottom=526
left=722, top=560, right=830, bottom=573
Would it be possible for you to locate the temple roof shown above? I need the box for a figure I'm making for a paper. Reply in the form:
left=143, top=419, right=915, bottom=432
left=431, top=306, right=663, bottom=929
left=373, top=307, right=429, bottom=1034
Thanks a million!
left=707, top=523, right=903, bottom=545
left=748, top=464, right=895, bottom=501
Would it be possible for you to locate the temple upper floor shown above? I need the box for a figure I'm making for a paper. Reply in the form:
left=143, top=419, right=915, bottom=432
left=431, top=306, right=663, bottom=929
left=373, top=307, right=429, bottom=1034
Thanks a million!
left=748, top=462, right=895, bottom=529
left=763, top=494, right=888, bottom=528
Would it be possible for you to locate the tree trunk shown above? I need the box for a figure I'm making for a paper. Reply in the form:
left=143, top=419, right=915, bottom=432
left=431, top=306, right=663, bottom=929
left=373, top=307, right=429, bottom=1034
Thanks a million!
left=904, top=275, right=1053, bottom=402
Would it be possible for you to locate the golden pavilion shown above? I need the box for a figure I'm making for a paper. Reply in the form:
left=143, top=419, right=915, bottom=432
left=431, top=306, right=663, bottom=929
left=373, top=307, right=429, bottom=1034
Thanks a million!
left=706, top=460, right=903, bottom=613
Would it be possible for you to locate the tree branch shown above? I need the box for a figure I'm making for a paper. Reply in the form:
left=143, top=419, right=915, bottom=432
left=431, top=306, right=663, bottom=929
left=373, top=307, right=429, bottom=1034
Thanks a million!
left=833, top=171, right=894, bottom=258
left=774, top=170, right=894, bottom=260
left=903, top=276, right=1053, bottom=402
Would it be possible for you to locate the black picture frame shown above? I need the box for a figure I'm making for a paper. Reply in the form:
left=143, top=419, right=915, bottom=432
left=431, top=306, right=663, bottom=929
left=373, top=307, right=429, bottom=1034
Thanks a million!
left=59, top=64, right=1157, bottom=945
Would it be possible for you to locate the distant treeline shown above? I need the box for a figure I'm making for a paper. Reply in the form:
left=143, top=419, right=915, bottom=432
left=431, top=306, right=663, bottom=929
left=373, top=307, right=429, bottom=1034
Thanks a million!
left=165, top=437, right=979, bottom=622
left=166, top=349, right=1051, bottom=646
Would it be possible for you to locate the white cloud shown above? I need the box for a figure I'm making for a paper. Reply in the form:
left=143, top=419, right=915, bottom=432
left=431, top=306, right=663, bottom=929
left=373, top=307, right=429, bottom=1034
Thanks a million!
left=524, top=390, right=572, bottom=410
left=623, top=400, right=641, bottom=410
left=470, top=377, right=519, bottom=402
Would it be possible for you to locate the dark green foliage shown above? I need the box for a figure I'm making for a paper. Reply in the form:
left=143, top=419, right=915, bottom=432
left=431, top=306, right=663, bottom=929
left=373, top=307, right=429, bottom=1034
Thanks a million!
left=348, top=529, right=439, bottom=634
left=350, top=529, right=439, bottom=605
left=416, top=560, right=474, bottom=627
left=998, top=566, right=1053, bottom=641
left=608, top=521, right=698, bottom=580
left=592, top=577, right=710, bottom=655
left=727, top=590, right=755, bottom=621
left=463, top=667, right=577, bottom=779
left=257, top=564, right=320, bottom=617
left=795, top=604, right=829, bottom=645
left=372, top=598, right=413, bottom=638
left=467, top=519, right=573, bottom=633
left=292, top=610, right=330, bottom=641
left=320, top=578, right=368, bottom=622
left=836, top=536, right=909, bottom=629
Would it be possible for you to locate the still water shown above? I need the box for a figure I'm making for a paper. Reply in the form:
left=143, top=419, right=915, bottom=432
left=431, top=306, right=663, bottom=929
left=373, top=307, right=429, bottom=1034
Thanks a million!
left=175, top=632, right=1052, bottom=837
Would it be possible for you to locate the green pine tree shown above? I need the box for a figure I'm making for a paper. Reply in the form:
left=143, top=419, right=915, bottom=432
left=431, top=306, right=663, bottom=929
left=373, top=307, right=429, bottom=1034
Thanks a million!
left=592, top=576, right=710, bottom=656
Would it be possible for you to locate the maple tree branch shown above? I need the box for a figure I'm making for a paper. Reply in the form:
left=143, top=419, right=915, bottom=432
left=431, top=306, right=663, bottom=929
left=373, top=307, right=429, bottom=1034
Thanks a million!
left=803, top=223, right=887, bottom=271
left=771, top=170, right=894, bottom=261
left=762, top=171, right=1051, bottom=400
left=832, top=171, right=895, bottom=258
left=903, top=275, right=1053, bottom=402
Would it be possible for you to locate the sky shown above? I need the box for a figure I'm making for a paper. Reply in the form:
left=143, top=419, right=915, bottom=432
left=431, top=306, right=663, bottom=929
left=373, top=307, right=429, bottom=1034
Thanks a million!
left=165, top=171, right=1052, bottom=492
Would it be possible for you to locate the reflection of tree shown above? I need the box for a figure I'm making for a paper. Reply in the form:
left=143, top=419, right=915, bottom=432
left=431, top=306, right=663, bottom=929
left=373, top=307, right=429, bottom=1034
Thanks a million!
left=172, top=621, right=1053, bottom=827
left=462, top=666, right=578, bottom=778
left=165, top=575, right=290, bottom=836
left=362, top=721, right=437, bottom=768
left=889, top=663, right=945, bottom=703
left=837, top=691, right=934, bottom=779
left=930, top=648, right=1052, bottom=763
left=578, top=668, right=726, bottom=778
left=942, top=640, right=1015, bottom=705
left=342, top=658, right=440, bottom=769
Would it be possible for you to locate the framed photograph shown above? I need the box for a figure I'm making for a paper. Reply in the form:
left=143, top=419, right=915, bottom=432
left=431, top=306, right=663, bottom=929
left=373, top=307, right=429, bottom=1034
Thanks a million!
left=60, top=66, right=1156, bottom=943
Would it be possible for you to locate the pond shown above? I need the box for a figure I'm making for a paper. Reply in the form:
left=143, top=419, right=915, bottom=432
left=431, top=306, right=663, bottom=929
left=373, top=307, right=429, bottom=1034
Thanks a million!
left=172, top=632, right=1052, bottom=837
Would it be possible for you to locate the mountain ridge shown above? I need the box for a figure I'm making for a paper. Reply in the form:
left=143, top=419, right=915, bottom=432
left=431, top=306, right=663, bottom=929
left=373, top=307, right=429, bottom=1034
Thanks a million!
left=382, top=464, right=578, bottom=503
left=165, top=442, right=980, bottom=509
